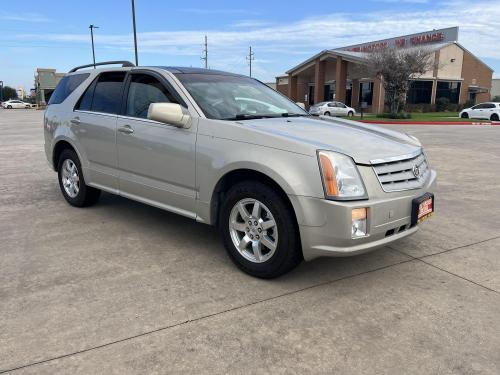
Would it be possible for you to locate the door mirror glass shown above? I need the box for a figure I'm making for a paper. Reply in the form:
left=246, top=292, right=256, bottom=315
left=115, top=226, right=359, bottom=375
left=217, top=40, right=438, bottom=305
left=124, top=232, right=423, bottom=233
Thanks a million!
left=147, top=103, right=191, bottom=128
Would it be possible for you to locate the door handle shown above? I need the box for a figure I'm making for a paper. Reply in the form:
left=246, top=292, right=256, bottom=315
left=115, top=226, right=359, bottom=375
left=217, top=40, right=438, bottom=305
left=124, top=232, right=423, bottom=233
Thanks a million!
left=118, top=125, right=134, bottom=134
left=70, top=117, right=80, bottom=125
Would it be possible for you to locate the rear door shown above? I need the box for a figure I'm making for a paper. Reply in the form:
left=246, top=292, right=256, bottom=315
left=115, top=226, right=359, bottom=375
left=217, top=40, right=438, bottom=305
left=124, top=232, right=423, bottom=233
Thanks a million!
left=73, top=71, right=126, bottom=191
left=116, top=71, right=197, bottom=218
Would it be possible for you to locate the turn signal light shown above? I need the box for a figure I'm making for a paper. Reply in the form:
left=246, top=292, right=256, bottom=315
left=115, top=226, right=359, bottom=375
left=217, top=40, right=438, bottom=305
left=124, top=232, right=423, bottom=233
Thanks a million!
left=351, top=208, right=367, bottom=221
left=319, top=153, right=339, bottom=197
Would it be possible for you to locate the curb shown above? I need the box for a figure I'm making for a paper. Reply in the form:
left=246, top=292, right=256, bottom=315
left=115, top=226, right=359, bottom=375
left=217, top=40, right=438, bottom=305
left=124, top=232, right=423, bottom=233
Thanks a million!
left=358, top=120, right=500, bottom=126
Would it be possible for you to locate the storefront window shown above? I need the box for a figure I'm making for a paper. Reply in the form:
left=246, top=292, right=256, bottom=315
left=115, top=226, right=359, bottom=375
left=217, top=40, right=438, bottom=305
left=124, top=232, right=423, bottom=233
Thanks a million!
left=407, top=80, right=433, bottom=104
left=359, top=82, right=373, bottom=105
left=436, top=81, right=461, bottom=104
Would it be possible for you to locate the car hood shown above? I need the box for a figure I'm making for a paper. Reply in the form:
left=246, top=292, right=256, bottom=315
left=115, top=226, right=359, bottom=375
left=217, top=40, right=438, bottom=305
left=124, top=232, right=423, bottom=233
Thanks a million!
left=239, top=116, right=422, bottom=164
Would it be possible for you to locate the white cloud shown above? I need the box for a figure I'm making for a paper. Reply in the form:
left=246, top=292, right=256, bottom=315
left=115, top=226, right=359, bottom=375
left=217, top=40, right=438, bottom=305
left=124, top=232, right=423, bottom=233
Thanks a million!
left=0, top=12, right=51, bottom=22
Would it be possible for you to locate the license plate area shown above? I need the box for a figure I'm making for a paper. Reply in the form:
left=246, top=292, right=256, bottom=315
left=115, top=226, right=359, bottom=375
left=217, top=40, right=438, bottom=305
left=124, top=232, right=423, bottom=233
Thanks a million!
left=411, top=192, right=434, bottom=226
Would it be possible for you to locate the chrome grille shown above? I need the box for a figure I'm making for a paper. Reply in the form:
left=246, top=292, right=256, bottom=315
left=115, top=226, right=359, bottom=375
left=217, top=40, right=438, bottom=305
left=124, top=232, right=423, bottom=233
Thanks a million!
left=372, top=152, right=430, bottom=192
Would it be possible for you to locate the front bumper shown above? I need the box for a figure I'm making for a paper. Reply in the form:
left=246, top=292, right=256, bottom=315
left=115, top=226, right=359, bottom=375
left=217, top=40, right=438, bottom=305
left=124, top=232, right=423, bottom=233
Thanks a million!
left=297, top=169, right=437, bottom=261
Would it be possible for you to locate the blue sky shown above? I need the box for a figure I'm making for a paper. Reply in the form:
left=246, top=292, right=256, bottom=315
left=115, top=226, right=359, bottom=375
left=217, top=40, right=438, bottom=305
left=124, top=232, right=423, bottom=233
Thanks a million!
left=1, top=0, right=499, bottom=90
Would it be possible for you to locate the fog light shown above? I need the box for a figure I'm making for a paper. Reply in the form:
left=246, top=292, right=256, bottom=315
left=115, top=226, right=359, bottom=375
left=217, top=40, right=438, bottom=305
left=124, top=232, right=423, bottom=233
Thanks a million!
left=352, top=208, right=367, bottom=238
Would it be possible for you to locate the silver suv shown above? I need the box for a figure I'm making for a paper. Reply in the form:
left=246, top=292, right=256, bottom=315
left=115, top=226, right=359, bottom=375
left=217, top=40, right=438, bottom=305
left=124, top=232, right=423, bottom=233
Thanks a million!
left=44, top=61, right=436, bottom=278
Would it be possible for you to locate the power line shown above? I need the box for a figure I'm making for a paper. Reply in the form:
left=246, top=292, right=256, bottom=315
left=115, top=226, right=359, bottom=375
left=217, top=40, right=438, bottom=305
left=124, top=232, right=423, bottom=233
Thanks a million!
left=201, top=35, right=208, bottom=69
left=246, top=46, right=255, bottom=77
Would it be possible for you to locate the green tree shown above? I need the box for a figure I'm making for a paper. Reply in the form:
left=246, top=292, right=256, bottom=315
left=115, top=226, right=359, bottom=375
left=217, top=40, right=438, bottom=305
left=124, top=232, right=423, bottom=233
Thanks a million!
left=492, top=95, right=500, bottom=102
left=364, top=48, right=434, bottom=115
left=1, top=86, right=18, bottom=101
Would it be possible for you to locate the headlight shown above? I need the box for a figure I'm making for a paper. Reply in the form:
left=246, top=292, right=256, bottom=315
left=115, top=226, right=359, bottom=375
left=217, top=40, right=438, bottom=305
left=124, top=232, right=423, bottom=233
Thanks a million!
left=317, top=150, right=366, bottom=200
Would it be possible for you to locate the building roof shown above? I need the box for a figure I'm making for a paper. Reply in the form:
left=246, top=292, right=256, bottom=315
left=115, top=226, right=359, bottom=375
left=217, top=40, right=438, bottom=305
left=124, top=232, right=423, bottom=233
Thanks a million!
left=285, top=41, right=493, bottom=76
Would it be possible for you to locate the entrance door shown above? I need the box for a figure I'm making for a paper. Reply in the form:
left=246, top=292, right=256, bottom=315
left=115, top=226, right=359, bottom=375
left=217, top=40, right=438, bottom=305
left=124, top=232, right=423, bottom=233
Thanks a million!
left=308, top=85, right=315, bottom=106
left=345, top=83, right=352, bottom=107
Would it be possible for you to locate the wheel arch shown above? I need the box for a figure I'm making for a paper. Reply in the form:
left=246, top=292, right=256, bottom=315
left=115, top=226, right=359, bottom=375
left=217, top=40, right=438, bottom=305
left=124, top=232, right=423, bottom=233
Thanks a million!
left=52, top=139, right=79, bottom=171
left=210, top=168, right=301, bottom=232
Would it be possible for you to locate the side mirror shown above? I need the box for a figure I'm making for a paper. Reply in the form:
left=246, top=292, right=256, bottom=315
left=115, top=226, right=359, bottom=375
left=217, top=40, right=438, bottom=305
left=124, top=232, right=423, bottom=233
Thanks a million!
left=147, top=103, right=191, bottom=128
left=295, top=102, right=306, bottom=110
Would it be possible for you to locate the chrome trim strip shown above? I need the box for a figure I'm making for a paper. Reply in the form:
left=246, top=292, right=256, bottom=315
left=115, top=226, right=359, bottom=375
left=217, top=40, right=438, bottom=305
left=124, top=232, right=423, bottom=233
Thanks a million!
left=370, top=148, right=422, bottom=165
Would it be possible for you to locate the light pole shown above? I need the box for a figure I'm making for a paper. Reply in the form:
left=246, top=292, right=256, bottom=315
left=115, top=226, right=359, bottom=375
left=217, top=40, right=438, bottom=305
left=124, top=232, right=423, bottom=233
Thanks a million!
left=131, top=0, right=139, bottom=66
left=89, top=25, right=99, bottom=68
left=0, top=81, right=3, bottom=103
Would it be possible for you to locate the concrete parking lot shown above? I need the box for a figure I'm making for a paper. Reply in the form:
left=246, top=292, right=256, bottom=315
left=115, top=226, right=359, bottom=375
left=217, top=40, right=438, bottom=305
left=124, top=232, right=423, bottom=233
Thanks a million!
left=1, top=109, right=499, bottom=374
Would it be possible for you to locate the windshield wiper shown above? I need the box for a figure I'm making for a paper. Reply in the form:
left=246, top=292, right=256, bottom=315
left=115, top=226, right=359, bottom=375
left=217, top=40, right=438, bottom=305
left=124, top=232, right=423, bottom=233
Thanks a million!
left=222, top=114, right=280, bottom=121
left=280, top=113, right=309, bottom=117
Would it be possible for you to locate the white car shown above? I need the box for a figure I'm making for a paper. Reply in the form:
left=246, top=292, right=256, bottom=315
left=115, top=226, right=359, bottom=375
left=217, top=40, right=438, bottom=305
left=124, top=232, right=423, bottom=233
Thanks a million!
left=459, top=102, right=500, bottom=121
left=1, top=99, right=31, bottom=109
left=309, top=101, right=356, bottom=117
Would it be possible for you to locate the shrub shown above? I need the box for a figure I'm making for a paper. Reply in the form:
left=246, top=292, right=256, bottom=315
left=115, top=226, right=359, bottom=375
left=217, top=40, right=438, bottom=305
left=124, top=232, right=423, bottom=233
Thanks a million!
left=492, top=95, right=500, bottom=102
left=435, top=97, right=450, bottom=112
left=376, top=112, right=412, bottom=119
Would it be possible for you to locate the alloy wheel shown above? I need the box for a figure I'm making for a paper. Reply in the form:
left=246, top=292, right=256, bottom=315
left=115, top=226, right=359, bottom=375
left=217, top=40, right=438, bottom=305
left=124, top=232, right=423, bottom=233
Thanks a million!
left=61, top=159, right=80, bottom=198
left=229, top=198, right=278, bottom=263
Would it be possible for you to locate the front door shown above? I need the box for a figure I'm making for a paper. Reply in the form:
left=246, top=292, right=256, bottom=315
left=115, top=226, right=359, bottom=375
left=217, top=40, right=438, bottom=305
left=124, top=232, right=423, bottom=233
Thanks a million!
left=116, top=72, right=197, bottom=218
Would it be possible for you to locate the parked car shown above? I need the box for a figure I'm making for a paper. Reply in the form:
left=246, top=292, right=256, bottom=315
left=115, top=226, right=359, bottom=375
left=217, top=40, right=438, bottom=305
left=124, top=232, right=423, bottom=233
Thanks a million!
left=459, top=102, right=500, bottom=121
left=309, top=101, right=356, bottom=117
left=44, top=61, right=436, bottom=278
left=1, top=99, right=31, bottom=109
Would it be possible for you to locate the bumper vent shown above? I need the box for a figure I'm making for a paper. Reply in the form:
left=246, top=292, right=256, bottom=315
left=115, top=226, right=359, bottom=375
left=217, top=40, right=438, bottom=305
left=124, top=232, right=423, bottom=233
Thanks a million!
left=373, top=152, right=430, bottom=192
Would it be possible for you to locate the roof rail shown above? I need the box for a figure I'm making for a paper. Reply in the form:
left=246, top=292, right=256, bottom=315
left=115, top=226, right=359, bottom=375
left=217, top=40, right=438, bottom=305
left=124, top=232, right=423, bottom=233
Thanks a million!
left=69, top=61, right=135, bottom=73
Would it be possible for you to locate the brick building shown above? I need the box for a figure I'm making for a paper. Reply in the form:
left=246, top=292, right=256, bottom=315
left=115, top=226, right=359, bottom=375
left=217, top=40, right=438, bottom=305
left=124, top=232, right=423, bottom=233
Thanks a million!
left=276, top=27, right=493, bottom=112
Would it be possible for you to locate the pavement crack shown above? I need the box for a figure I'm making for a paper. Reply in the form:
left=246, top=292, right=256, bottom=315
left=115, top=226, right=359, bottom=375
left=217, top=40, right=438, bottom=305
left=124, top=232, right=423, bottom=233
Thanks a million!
left=0, top=257, right=414, bottom=374
left=389, top=236, right=500, bottom=296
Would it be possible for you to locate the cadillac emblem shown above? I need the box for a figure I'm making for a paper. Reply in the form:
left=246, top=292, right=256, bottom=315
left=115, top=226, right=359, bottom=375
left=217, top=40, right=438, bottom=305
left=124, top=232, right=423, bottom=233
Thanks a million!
left=412, top=164, right=420, bottom=178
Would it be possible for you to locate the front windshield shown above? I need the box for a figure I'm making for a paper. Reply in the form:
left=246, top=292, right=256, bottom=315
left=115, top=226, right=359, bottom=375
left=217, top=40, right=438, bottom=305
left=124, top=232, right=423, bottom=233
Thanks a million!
left=175, top=73, right=309, bottom=120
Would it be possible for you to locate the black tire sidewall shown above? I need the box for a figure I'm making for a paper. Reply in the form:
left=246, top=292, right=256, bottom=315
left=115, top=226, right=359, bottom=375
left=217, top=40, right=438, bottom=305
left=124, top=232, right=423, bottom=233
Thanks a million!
left=491, top=114, right=499, bottom=121
left=219, top=181, right=301, bottom=278
left=348, top=111, right=354, bottom=117
left=324, top=111, right=330, bottom=116
left=461, top=113, right=469, bottom=118
left=57, top=149, right=90, bottom=207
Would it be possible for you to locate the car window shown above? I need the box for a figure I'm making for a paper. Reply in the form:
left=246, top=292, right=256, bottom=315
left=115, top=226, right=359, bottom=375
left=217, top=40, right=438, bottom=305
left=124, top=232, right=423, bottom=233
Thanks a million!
left=484, top=103, right=495, bottom=109
left=126, top=74, right=179, bottom=119
left=472, top=104, right=486, bottom=109
left=48, top=73, right=90, bottom=105
left=327, top=103, right=335, bottom=107
left=82, top=71, right=126, bottom=114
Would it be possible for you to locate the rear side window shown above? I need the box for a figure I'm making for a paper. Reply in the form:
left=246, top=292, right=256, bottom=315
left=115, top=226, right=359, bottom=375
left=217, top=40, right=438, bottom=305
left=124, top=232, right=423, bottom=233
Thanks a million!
left=48, top=73, right=89, bottom=105
left=76, top=71, right=126, bottom=114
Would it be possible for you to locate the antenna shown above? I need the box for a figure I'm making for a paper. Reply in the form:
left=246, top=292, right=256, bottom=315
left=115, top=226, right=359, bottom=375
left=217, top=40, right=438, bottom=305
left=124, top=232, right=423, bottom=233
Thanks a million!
left=246, top=46, right=255, bottom=77
left=201, top=35, right=208, bottom=69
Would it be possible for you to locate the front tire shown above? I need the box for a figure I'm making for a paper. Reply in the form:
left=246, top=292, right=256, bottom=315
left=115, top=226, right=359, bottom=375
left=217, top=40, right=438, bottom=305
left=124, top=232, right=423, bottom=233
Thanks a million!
left=57, top=149, right=101, bottom=207
left=348, top=111, right=354, bottom=117
left=324, top=111, right=331, bottom=116
left=7, top=105, right=12, bottom=109
left=219, top=181, right=302, bottom=278
left=461, top=112, right=469, bottom=118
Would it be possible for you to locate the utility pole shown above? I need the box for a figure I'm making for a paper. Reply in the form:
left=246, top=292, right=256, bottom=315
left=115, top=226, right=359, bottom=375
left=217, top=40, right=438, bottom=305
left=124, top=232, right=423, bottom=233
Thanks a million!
left=131, top=0, right=139, bottom=66
left=0, top=81, right=3, bottom=102
left=246, top=46, right=255, bottom=77
left=201, top=35, right=208, bottom=69
left=89, top=25, right=99, bottom=68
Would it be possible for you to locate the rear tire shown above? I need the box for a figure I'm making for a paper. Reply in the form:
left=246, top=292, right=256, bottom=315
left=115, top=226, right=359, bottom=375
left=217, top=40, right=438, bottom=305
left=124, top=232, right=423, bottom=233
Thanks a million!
left=7, top=105, right=12, bottom=109
left=219, top=181, right=302, bottom=278
left=461, top=112, right=469, bottom=118
left=57, top=149, right=101, bottom=207
left=491, top=113, right=499, bottom=121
